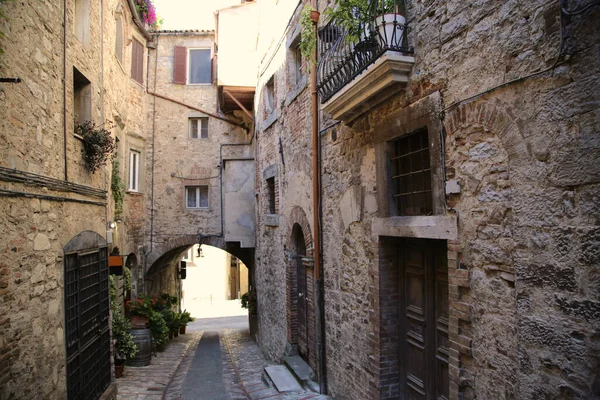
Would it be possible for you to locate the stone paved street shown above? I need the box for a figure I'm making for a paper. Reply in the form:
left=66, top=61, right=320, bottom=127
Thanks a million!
left=116, top=317, right=330, bottom=400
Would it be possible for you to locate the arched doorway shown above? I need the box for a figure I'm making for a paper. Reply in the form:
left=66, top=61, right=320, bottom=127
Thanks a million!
left=290, top=223, right=310, bottom=363
left=63, top=231, right=111, bottom=400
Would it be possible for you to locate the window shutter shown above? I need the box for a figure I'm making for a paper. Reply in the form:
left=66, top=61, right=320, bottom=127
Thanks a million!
left=131, top=40, right=138, bottom=79
left=137, top=42, right=144, bottom=84
left=173, top=46, right=187, bottom=84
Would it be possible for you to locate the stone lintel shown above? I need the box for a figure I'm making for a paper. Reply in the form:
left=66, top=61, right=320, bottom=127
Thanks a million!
left=322, top=51, right=415, bottom=122
left=372, top=215, right=458, bottom=240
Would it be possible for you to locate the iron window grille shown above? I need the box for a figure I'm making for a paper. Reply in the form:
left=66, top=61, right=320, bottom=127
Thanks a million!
left=189, top=117, right=208, bottom=139
left=186, top=185, right=209, bottom=208
left=391, top=129, right=433, bottom=216
left=266, top=177, right=276, bottom=214
left=317, top=0, right=413, bottom=102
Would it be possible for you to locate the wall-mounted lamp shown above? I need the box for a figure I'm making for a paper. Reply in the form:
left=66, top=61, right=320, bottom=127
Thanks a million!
left=107, top=221, right=116, bottom=229
left=197, top=246, right=203, bottom=258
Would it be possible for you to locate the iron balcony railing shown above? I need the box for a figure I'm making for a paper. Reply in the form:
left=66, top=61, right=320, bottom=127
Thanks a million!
left=317, top=1, right=414, bottom=103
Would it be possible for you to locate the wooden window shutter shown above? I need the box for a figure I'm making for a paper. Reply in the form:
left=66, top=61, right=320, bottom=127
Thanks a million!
left=137, top=41, right=144, bottom=84
left=131, top=40, right=138, bottom=80
left=173, top=46, right=187, bottom=84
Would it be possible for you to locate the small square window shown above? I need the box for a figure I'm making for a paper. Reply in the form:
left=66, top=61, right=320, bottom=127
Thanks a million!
left=182, top=249, right=190, bottom=261
left=390, top=129, right=432, bottom=216
left=188, top=49, right=211, bottom=84
left=128, top=150, right=140, bottom=192
left=189, top=118, right=209, bottom=139
left=265, top=77, right=275, bottom=113
left=73, top=67, right=91, bottom=124
left=186, top=185, right=209, bottom=209
left=266, top=177, right=276, bottom=214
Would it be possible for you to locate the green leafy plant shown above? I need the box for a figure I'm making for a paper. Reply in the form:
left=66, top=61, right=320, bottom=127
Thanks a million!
left=323, top=0, right=403, bottom=42
left=179, top=310, right=195, bottom=326
left=123, top=266, right=132, bottom=292
left=75, top=120, right=116, bottom=173
left=125, top=294, right=155, bottom=318
left=148, top=310, right=169, bottom=351
left=299, top=3, right=318, bottom=69
left=111, top=158, right=125, bottom=221
left=241, top=291, right=257, bottom=316
left=109, top=275, right=138, bottom=360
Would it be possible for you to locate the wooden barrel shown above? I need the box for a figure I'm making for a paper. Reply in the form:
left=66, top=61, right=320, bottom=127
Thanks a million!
left=126, top=328, right=152, bottom=367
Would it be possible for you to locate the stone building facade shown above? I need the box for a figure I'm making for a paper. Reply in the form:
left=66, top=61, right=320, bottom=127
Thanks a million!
left=141, top=29, right=256, bottom=297
left=252, top=0, right=600, bottom=399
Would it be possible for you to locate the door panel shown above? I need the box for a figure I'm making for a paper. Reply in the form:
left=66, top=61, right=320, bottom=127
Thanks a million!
left=65, top=247, right=111, bottom=400
left=399, top=239, right=448, bottom=400
left=297, top=256, right=308, bottom=359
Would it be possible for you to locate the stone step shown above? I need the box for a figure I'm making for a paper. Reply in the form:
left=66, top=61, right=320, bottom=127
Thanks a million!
left=264, top=365, right=303, bottom=392
left=283, top=355, right=313, bottom=383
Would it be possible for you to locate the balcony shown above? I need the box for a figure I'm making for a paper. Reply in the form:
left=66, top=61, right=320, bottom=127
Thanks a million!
left=317, top=3, right=414, bottom=122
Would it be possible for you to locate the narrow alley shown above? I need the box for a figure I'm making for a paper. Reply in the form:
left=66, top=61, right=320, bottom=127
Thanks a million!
left=116, top=311, right=330, bottom=400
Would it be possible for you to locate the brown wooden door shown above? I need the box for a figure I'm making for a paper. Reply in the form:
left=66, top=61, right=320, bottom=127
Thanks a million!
left=399, top=239, right=448, bottom=400
left=297, top=255, right=309, bottom=360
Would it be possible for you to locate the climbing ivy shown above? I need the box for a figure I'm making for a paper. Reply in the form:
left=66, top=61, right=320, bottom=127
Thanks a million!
left=111, top=157, right=125, bottom=221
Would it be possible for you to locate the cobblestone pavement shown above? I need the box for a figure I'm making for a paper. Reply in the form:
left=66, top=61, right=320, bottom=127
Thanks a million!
left=116, top=320, right=329, bottom=400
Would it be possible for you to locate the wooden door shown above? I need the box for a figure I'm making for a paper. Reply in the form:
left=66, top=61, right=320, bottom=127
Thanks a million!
left=297, top=255, right=309, bottom=360
left=399, top=239, right=448, bottom=400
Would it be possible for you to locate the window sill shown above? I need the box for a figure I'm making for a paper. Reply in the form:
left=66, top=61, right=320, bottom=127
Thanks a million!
left=262, top=109, right=279, bottom=131
left=186, top=207, right=210, bottom=211
left=126, top=190, right=144, bottom=196
left=130, top=78, right=145, bottom=90
left=265, top=214, right=279, bottom=227
left=372, top=215, right=457, bottom=240
left=284, top=76, right=307, bottom=107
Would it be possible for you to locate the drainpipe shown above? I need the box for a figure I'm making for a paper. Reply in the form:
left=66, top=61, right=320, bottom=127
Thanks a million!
left=63, top=0, right=68, bottom=182
left=310, top=2, right=327, bottom=394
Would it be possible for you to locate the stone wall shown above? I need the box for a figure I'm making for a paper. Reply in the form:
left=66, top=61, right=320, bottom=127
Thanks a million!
left=0, top=0, right=151, bottom=398
left=253, top=0, right=318, bottom=365
left=254, top=0, right=600, bottom=399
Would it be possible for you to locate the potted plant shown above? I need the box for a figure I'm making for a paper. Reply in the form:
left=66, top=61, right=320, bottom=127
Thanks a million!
left=323, top=0, right=405, bottom=46
left=148, top=309, right=169, bottom=351
left=75, top=120, right=116, bottom=173
left=109, top=275, right=138, bottom=377
left=112, top=311, right=138, bottom=378
left=179, top=310, right=194, bottom=335
left=125, top=294, right=155, bottom=328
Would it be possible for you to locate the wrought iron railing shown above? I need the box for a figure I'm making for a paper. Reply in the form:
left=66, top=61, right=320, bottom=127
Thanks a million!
left=317, top=1, right=413, bottom=103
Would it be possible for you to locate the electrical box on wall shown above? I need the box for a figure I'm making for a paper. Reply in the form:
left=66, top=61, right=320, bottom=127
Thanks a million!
left=445, top=179, right=461, bottom=195
left=106, top=231, right=113, bottom=244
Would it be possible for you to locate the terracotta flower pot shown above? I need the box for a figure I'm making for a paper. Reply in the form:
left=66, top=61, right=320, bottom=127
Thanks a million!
left=114, top=360, right=125, bottom=378
left=130, top=315, right=149, bottom=329
left=179, top=325, right=186, bottom=335
left=310, top=10, right=320, bottom=24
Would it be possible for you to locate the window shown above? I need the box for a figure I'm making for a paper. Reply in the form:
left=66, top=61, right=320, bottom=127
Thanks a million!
left=292, top=43, right=303, bottom=85
left=391, top=128, right=432, bottom=216
left=115, top=17, right=123, bottom=63
left=182, top=249, right=190, bottom=261
left=266, top=177, right=276, bottom=214
left=74, top=0, right=90, bottom=46
left=128, top=150, right=140, bottom=192
left=265, top=77, right=275, bottom=113
left=188, top=49, right=211, bottom=84
left=73, top=67, right=91, bottom=124
left=131, top=39, right=144, bottom=84
left=189, top=118, right=208, bottom=139
left=186, top=185, right=209, bottom=208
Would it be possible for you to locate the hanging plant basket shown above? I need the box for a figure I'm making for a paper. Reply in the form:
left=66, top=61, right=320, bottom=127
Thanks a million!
left=75, top=121, right=115, bottom=173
